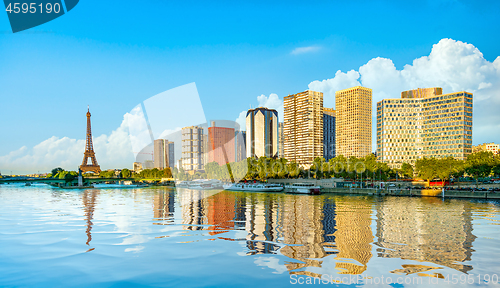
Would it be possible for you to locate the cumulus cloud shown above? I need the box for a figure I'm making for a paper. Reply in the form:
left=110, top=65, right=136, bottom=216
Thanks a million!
left=235, top=110, right=247, bottom=131
left=235, top=93, right=284, bottom=131
left=257, top=93, right=284, bottom=117
left=308, top=38, right=500, bottom=146
left=0, top=112, right=136, bottom=174
left=308, top=70, right=361, bottom=108
left=290, top=46, right=321, bottom=55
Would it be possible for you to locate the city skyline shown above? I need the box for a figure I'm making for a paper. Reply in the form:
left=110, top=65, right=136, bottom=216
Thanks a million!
left=1, top=1, right=500, bottom=173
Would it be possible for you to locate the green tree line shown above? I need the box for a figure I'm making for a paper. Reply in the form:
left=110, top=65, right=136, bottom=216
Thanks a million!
left=134, top=168, right=172, bottom=179
left=46, top=167, right=79, bottom=182
left=197, top=151, right=500, bottom=183
left=199, top=154, right=397, bottom=182
left=415, top=151, right=500, bottom=183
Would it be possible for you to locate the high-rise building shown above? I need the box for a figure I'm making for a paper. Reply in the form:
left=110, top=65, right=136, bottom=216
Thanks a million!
left=144, top=160, right=154, bottom=169
left=473, top=143, right=499, bottom=154
left=283, top=90, right=323, bottom=167
left=246, top=107, right=278, bottom=158
left=202, top=134, right=209, bottom=166
left=154, top=139, right=174, bottom=169
left=133, top=162, right=143, bottom=173
left=208, top=122, right=235, bottom=166
left=323, top=108, right=336, bottom=161
left=235, top=130, right=246, bottom=162
left=278, top=122, right=284, bottom=158
left=181, top=126, right=205, bottom=171
left=335, top=86, right=372, bottom=158
left=376, top=88, right=473, bottom=169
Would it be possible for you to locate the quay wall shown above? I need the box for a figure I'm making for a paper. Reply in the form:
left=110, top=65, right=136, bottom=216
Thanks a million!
left=321, top=188, right=500, bottom=200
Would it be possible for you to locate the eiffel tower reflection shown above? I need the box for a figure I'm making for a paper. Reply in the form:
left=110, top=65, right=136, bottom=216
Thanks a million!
left=82, top=190, right=99, bottom=251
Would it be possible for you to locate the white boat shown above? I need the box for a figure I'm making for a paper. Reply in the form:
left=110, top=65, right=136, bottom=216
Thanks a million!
left=186, top=182, right=216, bottom=190
left=223, top=182, right=283, bottom=192
left=285, top=183, right=321, bottom=194
left=175, top=181, right=189, bottom=188
left=177, top=179, right=222, bottom=190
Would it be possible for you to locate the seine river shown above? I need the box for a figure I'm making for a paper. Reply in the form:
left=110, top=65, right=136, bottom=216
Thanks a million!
left=1, top=184, right=500, bottom=287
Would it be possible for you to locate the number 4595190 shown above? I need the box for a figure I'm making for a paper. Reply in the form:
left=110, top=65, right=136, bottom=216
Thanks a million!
left=6, top=2, right=62, bottom=14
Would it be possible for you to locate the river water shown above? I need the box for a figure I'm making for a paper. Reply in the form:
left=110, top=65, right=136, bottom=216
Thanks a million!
left=1, top=184, right=500, bottom=287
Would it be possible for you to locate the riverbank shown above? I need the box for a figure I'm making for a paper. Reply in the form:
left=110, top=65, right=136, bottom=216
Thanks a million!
left=322, top=187, right=500, bottom=199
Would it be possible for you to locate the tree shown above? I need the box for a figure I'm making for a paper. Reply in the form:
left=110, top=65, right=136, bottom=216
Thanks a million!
left=162, top=168, right=172, bottom=178
left=287, top=160, right=300, bottom=179
left=51, top=167, right=63, bottom=177
left=493, top=154, right=500, bottom=177
left=400, top=163, right=414, bottom=179
left=375, top=162, right=392, bottom=181
left=465, top=151, right=496, bottom=186
left=99, top=170, right=115, bottom=178
left=435, top=157, right=458, bottom=184
left=310, top=157, right=325, bottom=179
left=121, top=168, right=131, bottom=179
left=329, top=155, right=348, bottom=179
left=416, top=158, right=438, bottom=182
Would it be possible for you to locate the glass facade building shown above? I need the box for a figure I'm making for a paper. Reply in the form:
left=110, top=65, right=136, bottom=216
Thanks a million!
left=377, top=88, right=473, bottom=169
left=323, top=108, right=336, bottom=161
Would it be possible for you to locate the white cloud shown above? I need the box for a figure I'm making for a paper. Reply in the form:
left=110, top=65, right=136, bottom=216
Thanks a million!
left=235, top=93, right=285, bottom=131
left=308, top=38, right=500, bottom=146
left=257, top=93, right=284, bottom=118
left=308, top=70, right=361, bottom=108
left=0, top=112, right=136, bottom=174
left=235, top=110, right=247, bottom=131
left=126, top=104, right=152, bottom=157
left=290, top=46, right=321, bottom=55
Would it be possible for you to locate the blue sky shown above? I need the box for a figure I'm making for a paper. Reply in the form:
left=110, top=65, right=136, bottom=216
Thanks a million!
left=1, top=0, right=499, bottom=173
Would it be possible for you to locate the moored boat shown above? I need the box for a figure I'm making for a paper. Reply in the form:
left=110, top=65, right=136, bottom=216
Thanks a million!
left=176, top=179, right=223, bottom=190
left=285, top=183, right=321, bottom=195
left=223, top=182, right=283, bottom=192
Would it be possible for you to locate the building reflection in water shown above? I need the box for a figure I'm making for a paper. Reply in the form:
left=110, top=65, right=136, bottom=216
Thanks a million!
left=374, top=197, right=476, bottom=274
left=82, top=190, right=99, bottom=249
left=174, top=189, right=478, bottom=277
left=153, top=190, right=175, bottom=225
left=207, top=192, right=235, bottom=235
left=180, top=189, right=210, bottom=230
left=330, top=197, right=373, bottom=275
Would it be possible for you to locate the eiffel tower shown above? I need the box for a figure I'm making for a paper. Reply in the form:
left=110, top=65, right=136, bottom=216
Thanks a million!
left=80, top=106, right=101, bottom=174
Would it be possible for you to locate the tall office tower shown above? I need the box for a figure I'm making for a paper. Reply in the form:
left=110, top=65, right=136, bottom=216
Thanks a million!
left=154, top=139, right=174, bottom=169
left=278, top=122, right=284, bottom=158
left=246, top=107, right=278, bottom=158
left=181, top=126, right=204, bottom=171
left=208, top=122, right=235, bottom=166
left=323, top=108, right=336, bottom=161
left=335, top=86, right=372, bottom=158
left=235, top=130, right=246, bottom=161
left=283, top=90, right=323, bottom=167
left=376, top=88, right=473, bottom=169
